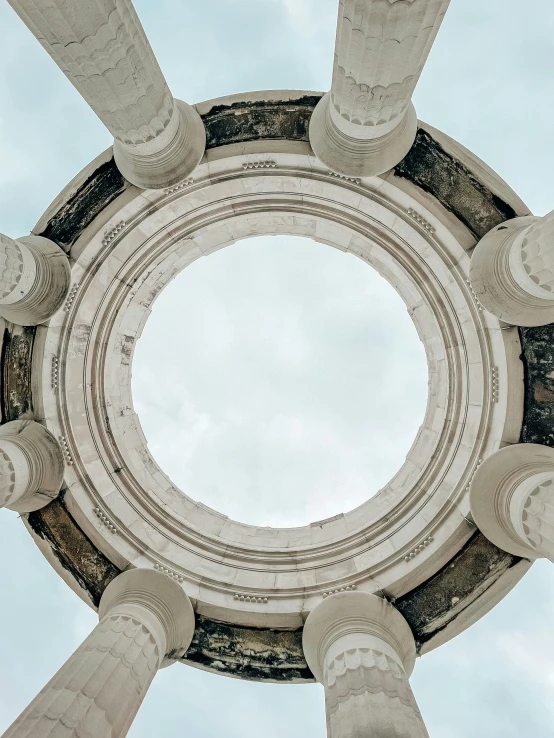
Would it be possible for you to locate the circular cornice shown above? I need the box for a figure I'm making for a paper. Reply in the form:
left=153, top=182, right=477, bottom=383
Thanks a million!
left=34, top=98, right=521, bottom=631
left=5, top=91, right=542, bottom=681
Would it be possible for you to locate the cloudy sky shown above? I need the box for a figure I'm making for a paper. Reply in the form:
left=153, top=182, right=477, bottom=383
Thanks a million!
left=1, top=0, right=554, bottom=736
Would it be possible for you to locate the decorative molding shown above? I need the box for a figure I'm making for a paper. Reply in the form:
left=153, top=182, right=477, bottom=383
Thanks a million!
left=0, top=448, right=16, bottom=509
left=154, top=563, right=184, bottom=583
left=102, top=222, right=126, bottom=247
left=466, top=278, right=484, bottom=313
left=242, top=160, right=276, bottom=170
left=93, top=507, right=118, bottom=535
left=51, top=356, right=59, bottom=389
left=404, top=536, right=434, bottom=562
left=407, top=207, right=435, bottom=234
left=64, top=283, right=80, bottom=313
left=59, top=436, right=74, bottom=466
left=328, top=171, right=361, bottom=185
left=492, top=367, right=499, bottom=403
left=465, top=458, right=484, bottom=492
left=234, top=594, right=269, bottom=604
left=323, top=584, right=357, bottom=598
left=164, top=178, right=194, bottom=195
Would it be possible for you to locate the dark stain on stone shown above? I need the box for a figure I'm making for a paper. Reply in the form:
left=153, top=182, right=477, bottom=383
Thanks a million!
left=394, top=128, right=517, bottom=239
left=39, top=157, right=128, bottom=251
left=520, top=325, right=554, bottom=447
left=26, top=493, right=120, bottom=607
left=184, top=615, right=313, bottom=682
left=2, top=324, right=36, bottom=422
left=202, top=95, right=321, bottom=149
left=395, top=531, right=521, bottom=648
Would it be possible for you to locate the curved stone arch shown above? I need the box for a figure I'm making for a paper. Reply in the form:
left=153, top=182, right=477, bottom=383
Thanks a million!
left=3, top=92, right=542, bottom=682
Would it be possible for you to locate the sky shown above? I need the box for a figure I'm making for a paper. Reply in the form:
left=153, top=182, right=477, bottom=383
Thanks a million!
left=1, top=0, right=554, bottom=736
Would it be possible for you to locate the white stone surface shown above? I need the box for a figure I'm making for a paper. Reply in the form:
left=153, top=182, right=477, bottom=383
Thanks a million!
left=470, top=210, right=554, bottom=326
left=32, top=126, right=522, bottom=632
left=2, top=568, right=195, bottom=738
left=303, top=591, right=429, bottom=737
left=470, top=443, right=554, bottom=561
left=0, top=420, right=64, bottom=513
left=0, top=233, right=70, bottom=326
left=7, top=0, right=205, bottom=189
left=309, top=0, right=450, bottom=177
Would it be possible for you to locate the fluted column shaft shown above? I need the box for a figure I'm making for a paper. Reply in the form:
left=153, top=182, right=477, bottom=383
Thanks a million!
left=0, top=420, right=65, bottom=513
left=309, top=0, right=451, bottom=178
left=303, top=591, right=429, bottom=738
left=7, top=0, right=206, bottom=189
left=2, top=569, right=195, bottom=738
left=0, top=233, right=70, bottom=326
left=470, top=444, right=554, bottom=561
left=469, top=210, right=554, bottom=326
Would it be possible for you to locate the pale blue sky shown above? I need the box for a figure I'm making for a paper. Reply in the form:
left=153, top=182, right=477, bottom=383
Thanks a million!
left=1, top=1, right=554, bottom=736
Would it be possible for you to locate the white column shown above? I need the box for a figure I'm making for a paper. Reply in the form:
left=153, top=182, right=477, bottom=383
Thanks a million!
left=0, top=420, right=65, bottom=513
left=309, top=0, right=450, bottom=178
left=2, top=568, right=195, bottom=738
left=7, top=0, right=206, bottom=190
left=0, top=233, right=70, bottom=326
left=303, top=591, right=429, bottom=738
left=469, top=210, right=554, bottom=326
left=470, top=444, right=554, bottom=561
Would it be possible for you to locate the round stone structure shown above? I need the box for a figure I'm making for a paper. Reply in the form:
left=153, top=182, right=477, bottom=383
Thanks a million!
left=3, top=91, right=546, bottom=683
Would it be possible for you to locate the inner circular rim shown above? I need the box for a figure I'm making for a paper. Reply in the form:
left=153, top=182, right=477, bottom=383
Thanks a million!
left=130, top=233, right=431, bottom=528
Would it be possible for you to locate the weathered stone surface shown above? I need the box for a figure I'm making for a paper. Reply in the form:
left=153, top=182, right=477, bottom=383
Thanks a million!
left=520, top=325, right=554, bottom=447
left=395, top=128, right=517, bottom=239
left=2, top=325, right=36, bottom=422
left=39, top=158, right=128, bottom=251
left=184, top=616, right=311, bottom=682
left=202, top=96, right=319, bottom=149
left=27, top=494, right=119, bottom=608
left=395, top=532, right=520, bottom=647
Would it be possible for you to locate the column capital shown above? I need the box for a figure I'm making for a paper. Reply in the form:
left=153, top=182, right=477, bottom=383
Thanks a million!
left=3, top=569, right=195, bottom=738
left=469, top=213, right=554, bottom=326
left=8, top=0, right=206, bottom=190
left=470, top=444, right=554, bottom=559
left=0, top=420, right=65, bottom=513
left=99, top=568, right=195, bottom=662
left=309, top=92, right=418, bottom=179
left=302, top=590, right=416, bottom=683
left=0, top=234, right=70, bottom=326
left=309, top=0, right=450, bottom=178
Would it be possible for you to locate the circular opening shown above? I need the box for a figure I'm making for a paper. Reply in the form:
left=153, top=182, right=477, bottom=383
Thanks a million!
left=132, top=236, right=428, bottom=527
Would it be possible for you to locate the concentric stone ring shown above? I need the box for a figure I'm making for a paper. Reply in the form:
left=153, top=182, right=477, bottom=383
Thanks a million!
left=12, top=92, right=531, bottom=681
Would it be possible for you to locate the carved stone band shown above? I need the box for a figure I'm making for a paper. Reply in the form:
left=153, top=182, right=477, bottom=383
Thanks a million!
left=2, top=569, right=195, bottom=738
left=35, top=124, right=522, bottom=632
